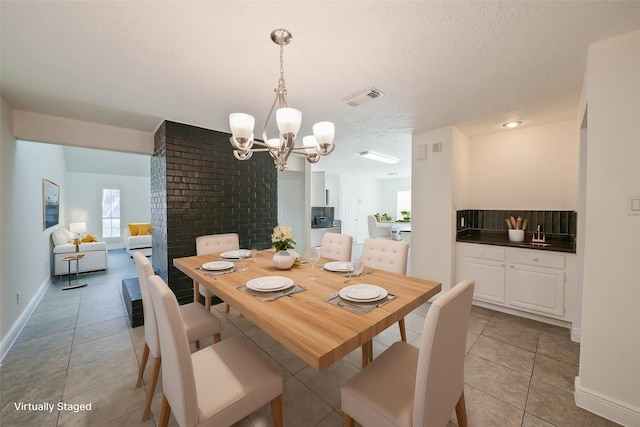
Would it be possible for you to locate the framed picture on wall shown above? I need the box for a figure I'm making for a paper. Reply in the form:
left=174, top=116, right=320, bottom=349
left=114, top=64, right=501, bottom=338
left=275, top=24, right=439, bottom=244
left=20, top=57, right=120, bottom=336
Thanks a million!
left=43, top=178, right=60, bottom=230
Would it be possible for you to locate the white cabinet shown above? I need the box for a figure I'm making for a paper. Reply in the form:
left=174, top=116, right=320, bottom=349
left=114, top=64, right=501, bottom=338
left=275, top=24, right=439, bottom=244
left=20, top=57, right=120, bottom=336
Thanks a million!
left=460, top=244, right=506, bottom=304
left=457, top=243, right=575, bottom=324
left=311, top=172, right=327, bottom=206
left=507, top=250, right=566, bottom=317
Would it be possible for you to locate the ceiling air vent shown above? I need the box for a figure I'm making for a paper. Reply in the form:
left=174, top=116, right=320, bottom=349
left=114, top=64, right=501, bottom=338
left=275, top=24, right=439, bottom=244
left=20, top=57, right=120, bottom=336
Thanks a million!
left=342, top=87, right=385, bottom=107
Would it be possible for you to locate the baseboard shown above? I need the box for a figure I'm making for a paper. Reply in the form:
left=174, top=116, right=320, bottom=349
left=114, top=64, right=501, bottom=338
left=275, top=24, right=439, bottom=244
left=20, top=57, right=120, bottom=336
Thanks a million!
left=0, top=277, right=51, bottom=364
left=571, top=326, right=582, bottom=343
left=575, top=376, right=640, bottom=426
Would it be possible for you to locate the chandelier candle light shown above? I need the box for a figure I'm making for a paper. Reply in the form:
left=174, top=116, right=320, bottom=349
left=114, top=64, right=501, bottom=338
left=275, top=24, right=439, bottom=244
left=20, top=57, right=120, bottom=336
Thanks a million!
left=229, top=29, right=336, bottom=171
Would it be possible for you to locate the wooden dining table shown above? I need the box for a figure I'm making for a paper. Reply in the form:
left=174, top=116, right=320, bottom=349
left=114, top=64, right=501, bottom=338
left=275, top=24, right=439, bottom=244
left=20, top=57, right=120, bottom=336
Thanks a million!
left=173, top=250, right=441, bottom=371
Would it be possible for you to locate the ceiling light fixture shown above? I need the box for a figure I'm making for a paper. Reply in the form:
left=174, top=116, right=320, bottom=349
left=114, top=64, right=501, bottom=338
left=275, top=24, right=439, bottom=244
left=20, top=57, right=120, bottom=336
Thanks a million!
left=502, top=120, right=523, bottom=128
left=359, top=151, right=398, bottom=164
left=228, top=29, right=335, bottom=171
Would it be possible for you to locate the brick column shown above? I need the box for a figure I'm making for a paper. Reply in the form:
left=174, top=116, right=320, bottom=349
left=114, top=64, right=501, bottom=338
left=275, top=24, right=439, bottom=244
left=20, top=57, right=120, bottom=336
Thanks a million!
left=151, top=121, right=277, bottom=303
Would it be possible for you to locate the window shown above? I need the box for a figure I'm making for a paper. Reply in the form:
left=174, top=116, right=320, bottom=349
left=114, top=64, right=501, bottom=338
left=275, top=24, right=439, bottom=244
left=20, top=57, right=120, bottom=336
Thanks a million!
left=101, top=188, right=121, bottom=238
left=397, top=190, right=411, bottom=220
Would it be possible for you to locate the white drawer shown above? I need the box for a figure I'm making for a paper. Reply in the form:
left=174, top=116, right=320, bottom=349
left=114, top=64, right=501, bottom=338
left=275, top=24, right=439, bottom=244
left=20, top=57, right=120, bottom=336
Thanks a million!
left=509, top=249, right=565, bottom=269
left=460, top=244, right=505, bottom=261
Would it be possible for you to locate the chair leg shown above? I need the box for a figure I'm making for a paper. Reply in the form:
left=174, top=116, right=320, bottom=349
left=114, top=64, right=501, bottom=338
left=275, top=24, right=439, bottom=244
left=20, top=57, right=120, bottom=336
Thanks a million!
left=195, top=340, right=201, bottom=349
left=398, top=318, right=407, bottom=342
left=270, top=394, right=283, bottom=427
left=159, top=394, right=171, bottom=427
left=142, top=357, right=161, bottom=421
left=343, top=412, right=355, bottom=427
left=214, top=332, right=221, bottom=343
left=225, top=303, right=230, bottom=313
left=455, top=391, right=468, bottom=427
left=135, top=343, right=150, bottom=388
left=205, top=296, right=211, bottom=311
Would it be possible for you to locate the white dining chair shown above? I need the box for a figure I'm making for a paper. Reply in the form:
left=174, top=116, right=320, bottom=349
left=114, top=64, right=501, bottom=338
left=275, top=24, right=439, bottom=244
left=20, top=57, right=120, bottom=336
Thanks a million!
left=368, top=215, right=392, bottom=239
left=195, top=233, right=239, bottom=312
left=320, top=232, right=353, bottom=262
left=148, top=275, right=284, bottom=427
left=361, top=238, right=410, bottom=345
left=133, top=252, right=222, bottom=422
left=341, top=279, right=475, bottom=427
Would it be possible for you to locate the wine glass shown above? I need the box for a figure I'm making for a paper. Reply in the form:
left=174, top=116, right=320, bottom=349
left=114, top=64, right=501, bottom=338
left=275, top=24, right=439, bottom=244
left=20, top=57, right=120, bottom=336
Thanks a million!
left=308, top=246, right=321, bottom=280
left=249, top=248, right=258, bottom=262
left=353, top=256, right=364, bottom=277
left=236, top=250, right=248, bottom=271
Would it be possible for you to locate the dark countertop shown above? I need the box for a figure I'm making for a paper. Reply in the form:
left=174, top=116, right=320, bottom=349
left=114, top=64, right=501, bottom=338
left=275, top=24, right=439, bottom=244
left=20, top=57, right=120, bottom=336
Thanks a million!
left=456, top=230, right=576, bottom=253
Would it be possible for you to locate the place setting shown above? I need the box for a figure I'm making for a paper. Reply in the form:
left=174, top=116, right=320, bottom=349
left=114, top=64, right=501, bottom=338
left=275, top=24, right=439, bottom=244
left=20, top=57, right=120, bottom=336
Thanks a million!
left=324, top=283, right=398, bottom=315
left=322, top=257, right=374, bottom=283
left=197, top=260, right=237, bottom=276
left=238, top=275, right=307, bottom=302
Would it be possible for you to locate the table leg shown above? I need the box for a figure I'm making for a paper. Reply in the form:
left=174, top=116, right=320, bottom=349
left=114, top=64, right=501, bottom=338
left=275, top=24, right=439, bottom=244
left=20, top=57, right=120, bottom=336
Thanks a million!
left=62, top=258, right=88, bottom=291
left=67, top=260, right=72, bottom=287
left=361, top=340, right=373, bottom=368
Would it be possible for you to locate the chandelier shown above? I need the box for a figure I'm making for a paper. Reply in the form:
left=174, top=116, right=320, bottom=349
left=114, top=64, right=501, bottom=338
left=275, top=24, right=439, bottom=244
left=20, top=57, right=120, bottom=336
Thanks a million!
left=229, top=29, right=335, bottom=171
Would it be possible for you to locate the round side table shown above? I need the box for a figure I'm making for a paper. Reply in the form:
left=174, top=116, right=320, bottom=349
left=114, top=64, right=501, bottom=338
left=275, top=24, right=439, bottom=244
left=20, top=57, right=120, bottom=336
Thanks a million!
left=62, top=254, right=88, bottom=290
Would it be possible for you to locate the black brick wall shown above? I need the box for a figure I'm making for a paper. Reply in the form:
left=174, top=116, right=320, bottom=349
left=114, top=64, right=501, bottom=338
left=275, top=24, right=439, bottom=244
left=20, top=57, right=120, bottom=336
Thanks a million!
left=151, top=121, right=278, bottom=303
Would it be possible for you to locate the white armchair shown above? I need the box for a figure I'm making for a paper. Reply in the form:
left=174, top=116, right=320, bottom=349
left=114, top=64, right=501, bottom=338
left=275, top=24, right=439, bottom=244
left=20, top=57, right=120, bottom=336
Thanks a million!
left=367, top=215, right=392, bottom=239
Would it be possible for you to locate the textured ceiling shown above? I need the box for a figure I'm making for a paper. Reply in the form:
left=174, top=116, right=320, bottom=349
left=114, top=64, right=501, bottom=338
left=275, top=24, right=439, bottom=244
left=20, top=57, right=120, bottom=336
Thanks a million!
left=2, top=1, right=640, bottom=178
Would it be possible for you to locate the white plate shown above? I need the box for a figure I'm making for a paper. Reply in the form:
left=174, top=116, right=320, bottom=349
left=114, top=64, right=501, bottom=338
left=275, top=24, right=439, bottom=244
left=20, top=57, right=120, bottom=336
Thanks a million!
left=201, top=261, right=234, bottom=271
left=339, top=284, right=388, bottom=302
left=246, top=276, right=295, bottom=292
left=323, top=261, right=352, bottom=272
left=220, top=249, right=251, bottom=259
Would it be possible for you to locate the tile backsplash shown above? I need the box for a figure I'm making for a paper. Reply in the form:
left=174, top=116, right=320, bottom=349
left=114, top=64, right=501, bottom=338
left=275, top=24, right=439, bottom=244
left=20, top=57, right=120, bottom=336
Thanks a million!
left=457, top=209, right=577, bottom=237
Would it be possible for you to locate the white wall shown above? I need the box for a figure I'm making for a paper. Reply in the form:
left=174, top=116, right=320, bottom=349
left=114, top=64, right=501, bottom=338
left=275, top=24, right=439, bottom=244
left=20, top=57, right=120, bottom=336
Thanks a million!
left=1, top=130, right=67, bottom=356
left=468, top=120, right=578, bottom=210
left=575, top=29, right=640, bottom=426
left=66, top=172, right=151, bottom=249
left=411, top=126, right=457, bottom=290
left=12, top=110, right=154, bottom=155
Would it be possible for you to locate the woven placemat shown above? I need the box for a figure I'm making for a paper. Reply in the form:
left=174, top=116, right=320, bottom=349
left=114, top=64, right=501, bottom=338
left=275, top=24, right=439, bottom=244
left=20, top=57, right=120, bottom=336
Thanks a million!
left=323, top=293, right=398, bottom=316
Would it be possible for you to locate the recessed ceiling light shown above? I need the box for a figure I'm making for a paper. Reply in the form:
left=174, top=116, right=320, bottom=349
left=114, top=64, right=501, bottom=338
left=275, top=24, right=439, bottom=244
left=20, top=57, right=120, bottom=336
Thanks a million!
left=502, top=121, right=523, bottom=128
left=359, top=151, right=398, bottom=164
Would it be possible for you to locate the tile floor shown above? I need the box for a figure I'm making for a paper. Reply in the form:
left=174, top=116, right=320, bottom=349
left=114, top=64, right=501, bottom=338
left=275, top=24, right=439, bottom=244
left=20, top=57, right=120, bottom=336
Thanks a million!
left=0, top=249, right=618, bottom=426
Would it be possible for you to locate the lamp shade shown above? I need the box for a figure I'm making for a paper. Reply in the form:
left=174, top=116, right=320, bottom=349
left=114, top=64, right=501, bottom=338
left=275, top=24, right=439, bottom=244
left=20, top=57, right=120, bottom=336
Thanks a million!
left=302, top=135, right=318, bottom=154
left=276, top=108, right=302, bottom=134
left=69, top=222, right=87, bottom=234
left=229, top=113, right=255, bottom=139
left=312, top=121, right=335, bottom=148
left=266, top=138, right=280, bottom=148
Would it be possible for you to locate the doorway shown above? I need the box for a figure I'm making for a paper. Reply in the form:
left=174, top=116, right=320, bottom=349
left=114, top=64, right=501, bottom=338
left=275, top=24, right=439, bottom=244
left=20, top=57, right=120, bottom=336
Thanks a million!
left=341, top=184, right=359, bottom=242
left=277, top=171, right=306, bottom=249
